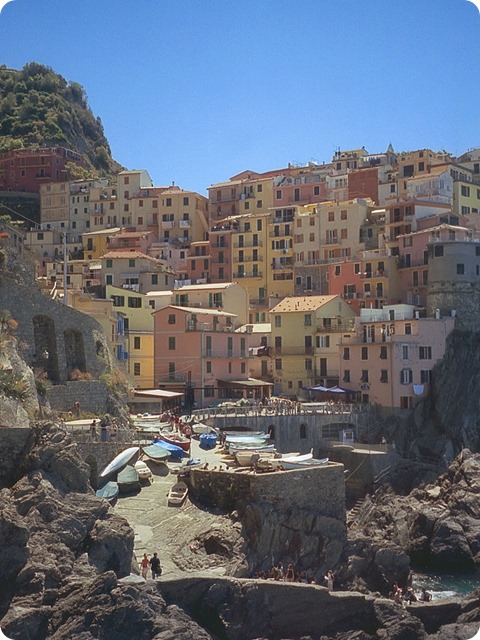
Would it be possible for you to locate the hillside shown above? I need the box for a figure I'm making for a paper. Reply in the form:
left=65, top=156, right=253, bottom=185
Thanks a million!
left=0, top=62, right=122, bottom=177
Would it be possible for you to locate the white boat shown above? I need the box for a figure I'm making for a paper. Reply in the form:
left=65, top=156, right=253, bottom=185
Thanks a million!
left=235, top=450, right=276, bottom=467
left=100, top=446, right=139, bottom=478
left=168, top=481, right=188, bottom=506
left=280, top=457, right=330, bottom=470
left=224, top=433, right=268, bottom=443
left=134, top=459, right=153, bottom=483
left=228, top=443, right=276, bottom=455
left=258, top=451, right=313, bottom=470
left=191, top=422, right=216, bottom=435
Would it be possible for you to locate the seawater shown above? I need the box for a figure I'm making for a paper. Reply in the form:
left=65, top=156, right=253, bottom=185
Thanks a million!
left=412, top=570, right=480, bottom=599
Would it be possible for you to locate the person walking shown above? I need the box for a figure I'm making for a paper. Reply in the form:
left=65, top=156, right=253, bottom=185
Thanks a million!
left=140, top=553, right=150, bottom=579
left=150, top=552, right=161, bottom=579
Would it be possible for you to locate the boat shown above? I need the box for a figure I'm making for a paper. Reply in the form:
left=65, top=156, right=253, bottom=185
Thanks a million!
left=100, top=446, right=139, bottom=478
left=134, top=459, right=153, bottom=483
left=95, top=481, right=119, bottom=504
left=227, top=443, right=276, bottom=455
left=117, top=465, right=141, bottom=493
left=152, top=439, right=187, bottom=459
left=235, top=450, right=277, bottom=467
left=157, top=432, right=191, bottom=452
left=168, top=481, right=188, bottom=505
left=280, top=457, right=330, bottom=470
left=258, top=451, right=313, bottom=470
left=224, top=433, right=267, bottom=442
left=191, top=422, right=216, bottom=435
left=142, top=443, right=171, bottom=463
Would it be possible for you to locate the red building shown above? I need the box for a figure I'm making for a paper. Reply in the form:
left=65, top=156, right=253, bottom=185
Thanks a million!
left=348, top=167, right=379, bottom=203
left=0, top=146, right=86, bottom=193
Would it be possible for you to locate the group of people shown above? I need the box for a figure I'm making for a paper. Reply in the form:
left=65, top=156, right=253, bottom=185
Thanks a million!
left=254, top=563, right=336, bottom=589
left=140, top=552, right=162, bottom=580
left=390, top=583, right=432, bottom=605
left=90, top=416, right=118, bottom=442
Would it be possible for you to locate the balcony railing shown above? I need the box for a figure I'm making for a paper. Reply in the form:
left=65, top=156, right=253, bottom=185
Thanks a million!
left=233, top=241, right=263, bottom=248
left=233, top=270, right=263, bottom=278
left=202, top=350, right=248, bottom=358
left=157, top=374, right=187, bottom=383
left=179, top=220, right=191, bottom=228
left=233, top=255, right=264, bottom=263
left=272, top=346, right=315, bottom=356
left=316, top=321, right=356, bottom=333
left=186, top=321, right=236, bottom=332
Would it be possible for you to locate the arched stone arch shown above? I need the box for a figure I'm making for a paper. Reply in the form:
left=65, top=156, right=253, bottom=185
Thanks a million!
left=64, top=328, right=87, bottom=376
left=33, top=315, right=60, bottom=382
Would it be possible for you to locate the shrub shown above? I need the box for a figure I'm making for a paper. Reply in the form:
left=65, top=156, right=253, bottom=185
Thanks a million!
left=0, top=366, right=29, bottom=399
left=69, top=368, right=92, bottom=381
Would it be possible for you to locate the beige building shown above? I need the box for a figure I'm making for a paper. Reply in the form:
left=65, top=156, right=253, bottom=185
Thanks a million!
left=270, top=294, right=357, bottom=398
left=101, top=250, right=176, bottom=292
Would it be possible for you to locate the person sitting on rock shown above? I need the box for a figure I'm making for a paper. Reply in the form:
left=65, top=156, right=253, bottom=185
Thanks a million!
left=418, top=587, right=432, bottom=602
left=274, top=562, right=284, bottom=581
left=284, top=563, right=295, bottom=582
left=324, top=569, right=335, bottom=590
left=405, top=587, right=417, bottom=604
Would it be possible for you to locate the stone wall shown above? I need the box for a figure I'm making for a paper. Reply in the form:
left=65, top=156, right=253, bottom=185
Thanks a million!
left=0, top=427, right=33, bottom=487
left=189, top=462, right=345, bottom=520
left=46, top=380, right=112, bottom=415
left=427, top=283, right=480, bottom=331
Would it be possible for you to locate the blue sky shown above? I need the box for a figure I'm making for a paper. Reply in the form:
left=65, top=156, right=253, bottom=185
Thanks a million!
left=0, top=0, right=479, bottom=194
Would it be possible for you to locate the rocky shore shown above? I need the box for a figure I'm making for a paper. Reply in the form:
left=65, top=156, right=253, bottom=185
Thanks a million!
left=0, top=423, right=480, bottom=638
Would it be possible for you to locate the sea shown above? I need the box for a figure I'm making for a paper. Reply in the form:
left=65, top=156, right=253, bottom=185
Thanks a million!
left=412, top=570, right=480, bottom=599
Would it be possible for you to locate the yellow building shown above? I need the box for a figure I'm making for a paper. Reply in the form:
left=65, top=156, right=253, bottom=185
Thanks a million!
left=270, top=294, right=356, bottom=398
left=106, top=285, right=154, bottom=388
left=82, top=227, right=121, bottom=260
left=266, top=206, right=295, bottom=299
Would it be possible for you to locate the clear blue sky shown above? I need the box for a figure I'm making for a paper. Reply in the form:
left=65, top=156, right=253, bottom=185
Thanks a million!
left=0, top=0, right=479, bottom=195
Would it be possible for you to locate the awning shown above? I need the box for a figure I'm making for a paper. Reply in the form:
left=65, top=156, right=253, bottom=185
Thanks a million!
left=308, top=385, right=357, bottom=394
left=133, top=389, right=183, bottom=398
left=217, top=378, right=273, bottom=387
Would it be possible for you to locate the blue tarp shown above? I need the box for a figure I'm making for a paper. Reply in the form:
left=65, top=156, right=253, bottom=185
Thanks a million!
left=199, top=433, right=217, bottom=450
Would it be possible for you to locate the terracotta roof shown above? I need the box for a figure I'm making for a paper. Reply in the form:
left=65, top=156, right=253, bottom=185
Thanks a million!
left=164, top=305, right=236, bottom=317
left=270, top=295, right=338, bottom=313
left=101, top=250, right=164, bottom=264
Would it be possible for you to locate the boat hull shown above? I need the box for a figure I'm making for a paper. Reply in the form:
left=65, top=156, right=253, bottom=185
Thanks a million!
left=96, top=481, right=119, bottom=503
left=158, top=433, right=191, bottom=452
left=100, top=447, right=139, bottom=478
left=117, top=465, right=141, bottom=493
left=168, top=481, right=188, bottom=505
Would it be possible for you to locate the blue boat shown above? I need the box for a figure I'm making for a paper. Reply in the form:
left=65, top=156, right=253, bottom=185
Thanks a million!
left=143, top=443, right=171, bottom=463
left=96, top=481, right=119, bottom=504
left=152, top=439, right=187, bottom=458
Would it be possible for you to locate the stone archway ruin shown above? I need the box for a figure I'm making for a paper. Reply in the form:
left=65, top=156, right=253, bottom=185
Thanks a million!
left=33, top=315, right=60, bottom=382
left=64, top=328, right=87, bottom=377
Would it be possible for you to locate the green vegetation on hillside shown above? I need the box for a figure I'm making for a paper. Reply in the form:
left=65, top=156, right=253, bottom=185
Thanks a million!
left=0, top=62, right=122, bottom=176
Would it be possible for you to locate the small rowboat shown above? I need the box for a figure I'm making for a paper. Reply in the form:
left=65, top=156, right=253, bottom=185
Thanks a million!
left=100, top=447, right=139, bottom=478
left=258, top=451, right=313, bottom=470
left=235, top=450, right=276, bottom=467
left=280, top=457, right=329, bottom=470
left=142, top=443, right=171, bottom=463
left=117, top=465, right=141, bottom=493
left=191, top=422, right=216, bottom=435
left=168, top=481, right=188, bottom=506
left=157, top=433, right=191, bottom=452
left=228, top=443, right=276, bottom=455
left=96, top=481, right=119, bottom=504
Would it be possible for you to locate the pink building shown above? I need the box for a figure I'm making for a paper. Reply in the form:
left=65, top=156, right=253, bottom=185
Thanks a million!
left=153, top=305, right=271, bottom=408
left=339, top=305, right=455, bottom=411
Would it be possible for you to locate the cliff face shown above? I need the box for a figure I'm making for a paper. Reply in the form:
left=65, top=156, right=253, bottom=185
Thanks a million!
left=400, top=331, right=480, bottom=461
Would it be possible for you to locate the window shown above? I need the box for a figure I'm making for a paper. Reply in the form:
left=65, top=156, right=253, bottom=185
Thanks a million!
left=420, top=370, right=432, bottom=383
left=457, top=264, right=465, bottom=275
left=111, top=295, right=125, bottom=307
left=275, top=358, right=282, bottom=370
left=328, top=211, right=335, bottom=221
left=166, top=197, right=172, bottom=207
left=400, top=396, right=413, bottom=409
left=434, top=245, right=444, bottom=257
left=380, top=370, right=388, bottom=383
left=204, top=386, right=214, bottom=398
left=419, top=346, right=432, bottom=359
left=405, top=323, right=412, bottom=335
left=461, top=185, right=471, bottom=197
left=183, top=196, right=189, bottom=206
left=380, top=345, right=388, bottom=359
left=314, top=186, right=320, bottom=196
left=276, top=190, right=282, bottom=199
left=128, top=259, right=135, bottom=268
left=343, top=347, right=350, bottom=360
left=168, top=337, right=176, bottom=350
left=361, top=370, right=369, bottom=383
left=127, top=297, right=141, bottom=308
left=361, top=347, right=368, bottom=360
left=317, top=335, right=330, bottom=348
left=274, top=336, right=282, bottom=349
left=151, top=274, right=158, bottom=285
left=257, top=200, right=262, bottom=208
left=133, top=336, right=141, bottom=350
left=418, top=162, right=425, bottom=172
left=402, top=345, right=409, bottom=360
left=133, top=363, right=141, bottom=376
left=304, top=314, right=312, bottom=326
left=400, top=368, right=413, bottom=384
left=343, top=370, right=351, bottom=383
left=305, top=358, right=312, bottom=370
left=106, top=259, right=113, bottom=268
left=341, top=209, right=347, bottom=220
left=274, top=315, right=281, bottom=327
left=205, top=361, right=212, bottom=374
left=168, top=314, right=176, bottom=324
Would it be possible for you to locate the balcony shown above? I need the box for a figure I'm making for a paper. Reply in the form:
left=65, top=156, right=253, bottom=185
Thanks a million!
left=233, top=255, right=263, bottom=263
left=360, top=270, right=388, bottom=278
left=233, top=270, right=263, bottom=278
left=233, top=240, right=263, bottom=248
left=316, top=321, right=356, bottom=333
left=272, top=346, right=315, bottom=356
left=179, top=220, right=191, bottom=228
left=157, top=374, right=187, bottom=383
left=249, top=298, right=267, bottom=307
left=202, top=350, right=248, bottom=358
left=186, top=321, right=236, bottom=332
left=161, top=220, right=175, bottom=229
